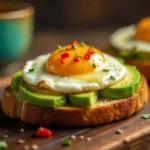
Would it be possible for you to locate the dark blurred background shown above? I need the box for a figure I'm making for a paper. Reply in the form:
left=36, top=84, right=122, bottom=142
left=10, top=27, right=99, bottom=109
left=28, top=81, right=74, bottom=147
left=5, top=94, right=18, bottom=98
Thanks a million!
left=22, top=0, right=150, bottom=30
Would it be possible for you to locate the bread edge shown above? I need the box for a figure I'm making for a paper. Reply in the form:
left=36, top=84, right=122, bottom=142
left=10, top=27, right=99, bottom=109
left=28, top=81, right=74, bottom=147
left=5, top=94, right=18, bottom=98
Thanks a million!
left=2, top=74, right=149, bottom=127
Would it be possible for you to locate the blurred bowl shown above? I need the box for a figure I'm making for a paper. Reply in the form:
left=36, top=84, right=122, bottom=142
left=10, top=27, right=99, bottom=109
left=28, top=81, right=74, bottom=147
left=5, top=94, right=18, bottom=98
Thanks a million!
left=0, top=1, right=34, bottom=68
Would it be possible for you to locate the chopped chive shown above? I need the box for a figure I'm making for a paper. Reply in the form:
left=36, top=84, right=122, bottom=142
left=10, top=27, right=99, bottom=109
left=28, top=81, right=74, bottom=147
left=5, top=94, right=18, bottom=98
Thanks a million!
left=141, top=113, right=150, bottom=119
left=0, top=141, right=8, bottom=149
left=92, top=63, right=97, bottom=69
left=1, top=135, right=8, bottom=138
left=59, top=49, right=65, bottom=53
left=62, top=139, right=72, bottom=146
left=110, top=76, right=115, bottom=81
left=103, top=69, right=109, bottom=72
left=72, top=44, right=77, bottom=49
left=91, top=45, right=95, bottom=48
left=60, top=74, right=66, bottom=78
left=28, top=68, right=34, bottom=73
left=80, top=42, right=86, bottom=46
left=115, top=129, right=123, bottom=134
left=57, top=45, right=62, bottom=48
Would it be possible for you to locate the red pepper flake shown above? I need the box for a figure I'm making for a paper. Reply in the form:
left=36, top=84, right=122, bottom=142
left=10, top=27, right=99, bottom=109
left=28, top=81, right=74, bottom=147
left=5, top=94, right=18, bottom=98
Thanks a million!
left=60, top=59, right=64, bottom=64
left=88, top=48, right=95, bottom=54
left=36, top=127, right=52, bottom=137
left=84, top=53, right=90, bottom=60
left=73, top=57, right=80, bottom=62
left=61, top=52, right=69, bottom=58
left=70, top=40, right=78, bottom=45
left=65, top=47, right=70, bottom=51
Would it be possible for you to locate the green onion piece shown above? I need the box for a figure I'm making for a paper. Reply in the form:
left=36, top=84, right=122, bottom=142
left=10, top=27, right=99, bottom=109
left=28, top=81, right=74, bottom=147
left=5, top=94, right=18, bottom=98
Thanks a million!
left=28, top=68, right=34, bottom=73
left=103, top=69, right=109, bottom=72
left=0, top=141, right=8, bottom=149
left=80, top=42, right=86, bottom=46
left=62, top=139, right=72, bottom=146
left=115, top=129, right=123, bottom=134
left=92, top=63, right=97, bottom=69
left=1, top=135, right=8, bottom=138
left=110, top=76, right=115, bottom=81
left=72, top=44, right=77, bottom=49
left=141, top=113, right=150, bottom=119
left=59, top=49, right=64, bottom=53
left=57, top=45, right=62, bottom=48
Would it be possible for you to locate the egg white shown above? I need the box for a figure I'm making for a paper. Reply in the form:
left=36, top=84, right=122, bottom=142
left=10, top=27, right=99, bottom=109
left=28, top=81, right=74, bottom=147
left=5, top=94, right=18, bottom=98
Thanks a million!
left=23, top=53, right=127, bottom=93
left=110, top=25, right=150, bottom=53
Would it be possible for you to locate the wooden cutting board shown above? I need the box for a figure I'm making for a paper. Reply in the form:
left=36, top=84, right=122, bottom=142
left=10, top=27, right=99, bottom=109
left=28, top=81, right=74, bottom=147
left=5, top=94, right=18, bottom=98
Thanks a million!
left=0, top=76, right=150, bottom=150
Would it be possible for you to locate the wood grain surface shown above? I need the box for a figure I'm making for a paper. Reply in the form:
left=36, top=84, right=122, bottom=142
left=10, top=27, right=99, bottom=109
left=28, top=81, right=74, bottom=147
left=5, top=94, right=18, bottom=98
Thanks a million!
left=0, top=76, right=150, bottom=150
left=0, top=29, right=150, bottom=150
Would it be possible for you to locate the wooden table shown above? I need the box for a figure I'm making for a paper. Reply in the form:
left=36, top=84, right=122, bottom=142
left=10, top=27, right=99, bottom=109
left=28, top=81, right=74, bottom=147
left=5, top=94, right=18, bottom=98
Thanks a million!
left=0, top=28, right=150, bottom=150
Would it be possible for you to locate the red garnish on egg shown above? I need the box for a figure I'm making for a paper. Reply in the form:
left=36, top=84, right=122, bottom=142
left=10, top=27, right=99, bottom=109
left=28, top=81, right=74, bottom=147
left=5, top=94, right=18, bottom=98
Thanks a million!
left=84, top=53, right=90, bottom=60
left=73, top=57, right=80, bottom=62
left=60, top=59, right=64, bottom=64
left=36, top=127, right=52, bottom=137
left=65, top=47, right=70, bottom=51
left=61, top=52, right=69, bottom=58
left=70, top=40, right=78, bottom=45
left=88, top=48, right=95, bottom=54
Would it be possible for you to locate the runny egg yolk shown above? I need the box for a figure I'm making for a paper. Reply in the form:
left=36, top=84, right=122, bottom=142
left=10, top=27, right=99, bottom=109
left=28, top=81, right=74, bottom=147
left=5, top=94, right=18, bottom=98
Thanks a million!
left=46, top=44, right=106, bottom=76
left=134, top=17, right=150, bottom=41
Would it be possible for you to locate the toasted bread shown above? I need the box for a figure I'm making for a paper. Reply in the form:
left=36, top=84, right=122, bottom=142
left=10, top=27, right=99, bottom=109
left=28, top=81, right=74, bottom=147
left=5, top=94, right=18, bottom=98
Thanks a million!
left=2, top=75, right=148, bottom=127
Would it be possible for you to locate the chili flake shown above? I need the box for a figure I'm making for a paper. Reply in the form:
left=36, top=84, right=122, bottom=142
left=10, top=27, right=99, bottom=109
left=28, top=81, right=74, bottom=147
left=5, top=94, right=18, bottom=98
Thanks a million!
left=84, top=53, right=90, bottom=60
left=61, top=52, right=69, bottom=58
left=65, top=47, right=70, bottom=51
left=36, top=127, right=52, bottom=137
left=88, top=48, right=95, bottom=54
left=60, top=59, right=64, bottom=64
left=73, top=57, right=80, bottom=62
left=70, top=40, right=78, bottom=45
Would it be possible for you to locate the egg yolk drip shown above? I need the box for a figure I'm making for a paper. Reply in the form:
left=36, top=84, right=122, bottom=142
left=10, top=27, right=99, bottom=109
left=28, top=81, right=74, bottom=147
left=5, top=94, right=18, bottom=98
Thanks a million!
left=134, top=17, right=150, bottom=42
left=46, top=43, right=106, bottom=76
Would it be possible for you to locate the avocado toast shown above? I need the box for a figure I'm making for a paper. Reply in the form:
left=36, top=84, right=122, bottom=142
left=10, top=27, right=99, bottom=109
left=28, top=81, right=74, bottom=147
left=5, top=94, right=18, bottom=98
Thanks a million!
left=110, top=17, right=150, bottom=81
left=2, top=41, right=149, bottom=127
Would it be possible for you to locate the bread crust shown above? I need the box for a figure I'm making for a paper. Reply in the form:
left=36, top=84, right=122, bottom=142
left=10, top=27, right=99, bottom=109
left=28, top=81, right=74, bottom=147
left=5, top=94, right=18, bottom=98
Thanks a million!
left=2, top=75, right=149, bottom=127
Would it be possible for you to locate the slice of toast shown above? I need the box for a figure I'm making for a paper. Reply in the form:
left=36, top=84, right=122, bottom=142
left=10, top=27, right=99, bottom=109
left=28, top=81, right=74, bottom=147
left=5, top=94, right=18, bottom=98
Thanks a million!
left=2, top=75, right=148, bottom=127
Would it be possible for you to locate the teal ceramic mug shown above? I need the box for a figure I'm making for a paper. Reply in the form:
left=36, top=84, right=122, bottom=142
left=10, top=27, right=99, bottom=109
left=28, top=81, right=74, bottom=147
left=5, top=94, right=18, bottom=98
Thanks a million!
left=0, top=1, right=34, bottom=67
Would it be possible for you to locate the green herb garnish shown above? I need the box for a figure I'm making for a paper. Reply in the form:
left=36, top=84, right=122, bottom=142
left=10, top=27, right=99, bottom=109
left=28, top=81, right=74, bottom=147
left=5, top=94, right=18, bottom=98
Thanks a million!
left=0, top=141, right=8, bottom=149
left=72, top=44, right=77, bottom=49
left=74, top=53, right=82, bottom=58
left=62, top=139, right=72, bottom=146
left=28, top=68, right=34, bottom=73
left=60, top=74, right=66, bottom=78
left=110, top=76, right=115, bottom=81
left=57, top=45, right=62, bottom=48
left=59, top=49, right=64, bottom=53
left=1, top=135, right=8, bottom=138
left=80, top=42, right=86, bottom=47
left=103, top=69, right=109, bottom=72
left=92, top=63, right=97, bottom=69
left=141, top=113, right=150, bottom=119
left=115, top=129, right=123, bottom=134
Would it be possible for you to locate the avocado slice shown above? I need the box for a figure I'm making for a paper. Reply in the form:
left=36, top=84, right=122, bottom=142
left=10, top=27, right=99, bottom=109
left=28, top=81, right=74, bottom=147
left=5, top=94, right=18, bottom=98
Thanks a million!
left=99, top=65, right=140, bottom=99
left=10, top=71, right=22, bottom=89
left=19, top=81, right=66, bottom=107
left=68, top=91, right=98, bottom=107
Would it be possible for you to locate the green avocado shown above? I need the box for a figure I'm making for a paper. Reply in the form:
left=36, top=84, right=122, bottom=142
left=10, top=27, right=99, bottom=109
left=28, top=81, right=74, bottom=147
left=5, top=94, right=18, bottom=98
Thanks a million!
left=19, top=81, right=66, bottom=107
left=99, top=65, right=140, bottom=99
left=10, top=70, right=22, bottom=89
left=68, top=91, right=98, bottom=107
